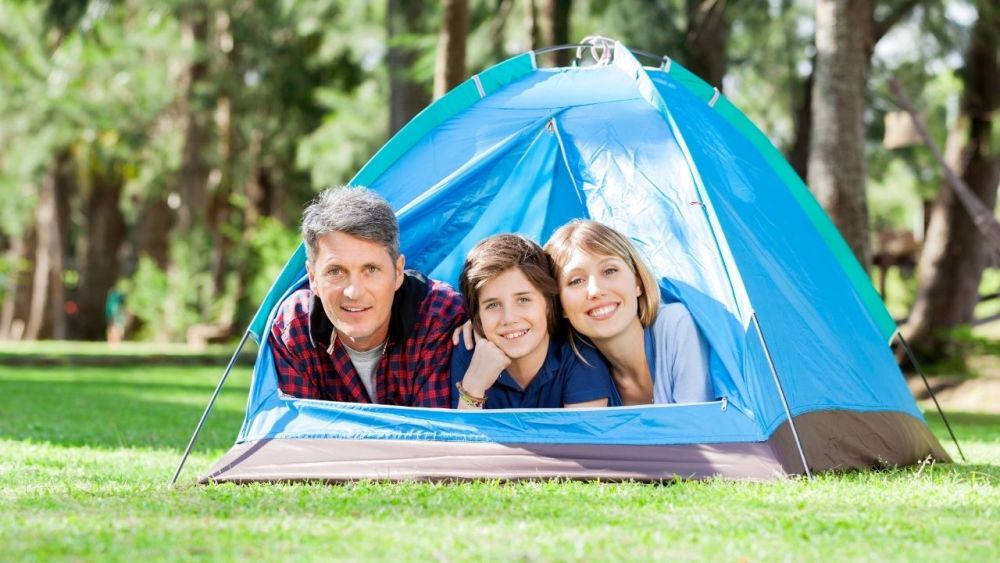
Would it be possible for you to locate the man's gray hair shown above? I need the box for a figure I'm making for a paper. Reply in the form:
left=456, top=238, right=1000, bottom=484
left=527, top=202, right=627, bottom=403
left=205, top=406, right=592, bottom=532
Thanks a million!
left=301, top=186, right=400, bottom=263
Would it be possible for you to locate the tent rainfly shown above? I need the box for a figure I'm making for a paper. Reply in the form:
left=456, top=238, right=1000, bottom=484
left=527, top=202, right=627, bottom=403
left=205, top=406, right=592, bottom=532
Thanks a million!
left=186, top=40, right=950, bottom=483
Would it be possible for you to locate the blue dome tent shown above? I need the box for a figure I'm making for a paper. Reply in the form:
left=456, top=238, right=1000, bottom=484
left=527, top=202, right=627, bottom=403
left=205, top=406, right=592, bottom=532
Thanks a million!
left=185, top=40, right=948, bottom=483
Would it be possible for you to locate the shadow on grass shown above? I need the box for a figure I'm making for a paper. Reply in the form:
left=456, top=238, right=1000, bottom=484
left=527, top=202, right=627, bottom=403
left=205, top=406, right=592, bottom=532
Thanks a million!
left=0, top=376, right=247, bottom=451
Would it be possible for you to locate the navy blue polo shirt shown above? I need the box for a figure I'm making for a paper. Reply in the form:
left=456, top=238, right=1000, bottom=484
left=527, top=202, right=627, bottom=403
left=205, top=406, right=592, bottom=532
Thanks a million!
left=450, top=336, right=617, bottom=409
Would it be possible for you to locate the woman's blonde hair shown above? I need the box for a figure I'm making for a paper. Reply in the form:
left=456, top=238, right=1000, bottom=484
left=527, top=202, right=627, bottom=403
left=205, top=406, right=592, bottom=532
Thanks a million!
left=544, top=220, right=660, bottom=327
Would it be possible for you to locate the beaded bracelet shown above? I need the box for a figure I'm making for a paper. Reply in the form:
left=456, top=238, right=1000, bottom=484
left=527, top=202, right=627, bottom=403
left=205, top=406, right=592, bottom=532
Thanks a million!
left=456, top=381, right=487, bottom=408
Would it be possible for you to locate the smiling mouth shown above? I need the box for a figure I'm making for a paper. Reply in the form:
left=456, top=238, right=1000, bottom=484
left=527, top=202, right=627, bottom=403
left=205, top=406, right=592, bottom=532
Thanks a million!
left=586, top=303, right=619, bottom=319
left=341, top=305, right=371, bottom=313
left=500, top=329, right=529, bottom=340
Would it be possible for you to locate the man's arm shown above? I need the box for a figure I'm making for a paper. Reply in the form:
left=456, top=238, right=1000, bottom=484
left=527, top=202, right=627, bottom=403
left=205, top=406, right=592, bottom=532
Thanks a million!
left=411, top=282, right=467, bottom=408
left=270, top=290, right=325, bottom=400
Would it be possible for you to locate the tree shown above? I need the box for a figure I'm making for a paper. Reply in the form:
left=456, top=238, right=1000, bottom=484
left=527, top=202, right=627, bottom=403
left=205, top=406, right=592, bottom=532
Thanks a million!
left=176, top=3, right=210, bottom=232
left=808, top=0, right=875, bottom=269
left=591, top=0, right=735, bottom=87
left=539, top=0, right=572, bottom=66
left=904, top=1, right=1000, bottom=361
left=684, top=0, right=729, bottom=88
left=387, top=0, right=431, bottom=135
left=788, top=0, right=925, bottom=182
left=434, top=0, right=468, bottom=98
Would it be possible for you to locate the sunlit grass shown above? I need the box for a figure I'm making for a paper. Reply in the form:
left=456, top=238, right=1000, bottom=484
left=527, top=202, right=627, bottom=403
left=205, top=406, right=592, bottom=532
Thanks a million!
left=1, top=361, right=998, bottom=561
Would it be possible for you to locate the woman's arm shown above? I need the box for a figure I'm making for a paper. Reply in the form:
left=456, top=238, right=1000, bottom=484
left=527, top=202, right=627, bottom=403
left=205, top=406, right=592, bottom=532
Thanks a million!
left=654, top=304, right=713, bottom=404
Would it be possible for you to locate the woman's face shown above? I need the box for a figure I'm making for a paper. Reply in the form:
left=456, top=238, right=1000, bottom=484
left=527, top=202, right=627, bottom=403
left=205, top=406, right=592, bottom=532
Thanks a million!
left=476, top=267, right=551, bottom=365
left=556, top=248, right=642, bottom=341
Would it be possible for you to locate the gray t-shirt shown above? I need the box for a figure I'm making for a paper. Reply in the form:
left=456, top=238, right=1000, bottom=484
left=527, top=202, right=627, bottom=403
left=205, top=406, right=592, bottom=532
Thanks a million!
left=649, top=303, right=713, bottom=404
left=338, top=342, right=386, bottom=403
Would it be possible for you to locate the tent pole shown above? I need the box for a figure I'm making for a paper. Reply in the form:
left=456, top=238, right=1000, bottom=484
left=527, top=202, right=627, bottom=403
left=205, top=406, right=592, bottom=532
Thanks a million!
left=751, top=313, right=813, bottom=479
left=169, top=330, right=252, bottom=486
left=895, top=332, right=966, bottom=463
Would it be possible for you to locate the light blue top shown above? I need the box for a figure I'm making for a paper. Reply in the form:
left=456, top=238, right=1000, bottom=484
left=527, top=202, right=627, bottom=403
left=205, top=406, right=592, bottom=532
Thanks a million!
left=647, top=303, right=714, bottom=404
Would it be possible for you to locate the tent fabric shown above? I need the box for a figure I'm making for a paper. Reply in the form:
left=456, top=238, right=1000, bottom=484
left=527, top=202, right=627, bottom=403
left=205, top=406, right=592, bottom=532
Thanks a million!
left=204, top=411, right=945, bottom=483
left=205, top=42, right=947, bottom=483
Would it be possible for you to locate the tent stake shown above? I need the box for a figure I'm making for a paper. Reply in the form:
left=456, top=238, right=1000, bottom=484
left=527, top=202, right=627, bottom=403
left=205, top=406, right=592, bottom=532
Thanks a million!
left=170, top=330, right=252, bottom=486
left=895, top=332, right=966, bottom=463
left=751, top=313, right=813, bottom=479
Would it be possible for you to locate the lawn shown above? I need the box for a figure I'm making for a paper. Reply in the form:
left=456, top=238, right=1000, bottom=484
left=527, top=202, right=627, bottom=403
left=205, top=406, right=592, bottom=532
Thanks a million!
left=1, top=358, right=998, bottom=561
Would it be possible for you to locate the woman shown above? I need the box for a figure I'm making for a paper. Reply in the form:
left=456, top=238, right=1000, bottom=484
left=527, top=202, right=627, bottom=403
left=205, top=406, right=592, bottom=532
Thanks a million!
left=451, top=234, right=614, bottom=410
left=544, top=220, right=714, bottom=406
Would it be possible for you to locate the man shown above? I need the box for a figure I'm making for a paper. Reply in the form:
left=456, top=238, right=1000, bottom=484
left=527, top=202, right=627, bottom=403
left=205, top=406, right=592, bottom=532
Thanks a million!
left=270, top=186, right=466, bottom=406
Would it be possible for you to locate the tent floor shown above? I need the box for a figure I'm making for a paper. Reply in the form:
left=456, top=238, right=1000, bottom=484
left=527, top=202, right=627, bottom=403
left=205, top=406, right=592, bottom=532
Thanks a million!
left=200, top=439, right=787, bottom=483
left=199, top=410, right=950, bottom=483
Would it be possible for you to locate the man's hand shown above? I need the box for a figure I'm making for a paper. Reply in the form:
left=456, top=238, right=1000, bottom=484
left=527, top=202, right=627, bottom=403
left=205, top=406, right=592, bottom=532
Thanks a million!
left=460, top=332, right=510, bottom=398
left=451, top=320, right=474, bottom=350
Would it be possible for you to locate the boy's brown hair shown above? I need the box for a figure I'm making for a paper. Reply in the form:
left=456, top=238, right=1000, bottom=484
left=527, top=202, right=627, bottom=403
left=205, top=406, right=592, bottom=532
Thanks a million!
left=460, top=234, right=561, bottom=337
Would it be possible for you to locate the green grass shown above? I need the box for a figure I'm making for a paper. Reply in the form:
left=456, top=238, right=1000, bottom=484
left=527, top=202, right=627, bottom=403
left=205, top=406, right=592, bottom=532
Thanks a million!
left=0, top=340, right=247, bottom=357
left=0, top=340, right=257, bottom=367
left=1, top=363, right=998, bottom=561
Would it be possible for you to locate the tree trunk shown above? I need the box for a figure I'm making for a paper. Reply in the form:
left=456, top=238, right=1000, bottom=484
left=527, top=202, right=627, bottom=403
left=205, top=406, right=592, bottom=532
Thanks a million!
left=489, top=0, right=514, bottom=64
left=76, top=169, right=127, bottom=341
left=178, top=7, right=211, bottom=230
left=524, top=0, right=539, bottom=51
left=0, top=239, right=20, bottom=340
left=24, top=150, right=74, bottom=340
left=684, top=0, right=729, bottom=89
left=787, top=67, right=814, bottom=180
left=433, top=0, right=468, bottom=99
left=0, top=231, right=34, bottom=341
left=904, top=3, right=1000, bottom=361
left=138, top=195, right=175, bottom=271
left=387, top=0, right=430, bottom=136
left=539, top=0, right=571, bottom=67
left=209, top=93, right=235, bottom=300
left=25, top=173, right=56, bottom=340
left=790, top=1, right=921, bottom=200
left=51, top=150, right=73, bottom=339
left=808, top=0, right=873, bottom=270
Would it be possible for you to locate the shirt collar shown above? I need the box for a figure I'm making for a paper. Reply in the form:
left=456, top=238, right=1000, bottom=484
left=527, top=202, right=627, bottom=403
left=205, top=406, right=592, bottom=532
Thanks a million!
left=494, top=337, right=560, bottom=391
left=308, top=270, right=431, bottom=350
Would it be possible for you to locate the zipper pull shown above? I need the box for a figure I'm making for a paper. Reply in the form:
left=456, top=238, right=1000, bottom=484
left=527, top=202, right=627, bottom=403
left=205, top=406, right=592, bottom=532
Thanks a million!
left=720, top=397, right=728, bottom=412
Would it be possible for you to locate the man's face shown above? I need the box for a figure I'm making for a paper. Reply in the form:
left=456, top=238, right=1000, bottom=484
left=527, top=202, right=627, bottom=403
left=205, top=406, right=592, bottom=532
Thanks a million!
left=306, top=231, right=405, bottom=352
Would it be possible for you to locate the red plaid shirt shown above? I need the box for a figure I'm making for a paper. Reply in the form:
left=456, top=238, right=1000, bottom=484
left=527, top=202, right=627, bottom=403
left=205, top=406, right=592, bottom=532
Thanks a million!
left=270, top=271, right=466, bottom=407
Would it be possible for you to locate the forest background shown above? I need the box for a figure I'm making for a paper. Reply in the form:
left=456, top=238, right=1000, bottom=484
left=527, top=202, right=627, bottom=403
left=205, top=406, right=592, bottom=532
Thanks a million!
left=0, top=0, right=997, bottom=368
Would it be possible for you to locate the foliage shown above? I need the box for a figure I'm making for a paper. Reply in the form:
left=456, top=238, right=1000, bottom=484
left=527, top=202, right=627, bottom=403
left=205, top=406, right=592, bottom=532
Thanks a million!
left=0, top=2, right=61, bottom=236
left=127, top=256, right=170, bottom=340
left=1, top=362, right=999, bottom=559
left=0, top=0, right=994, bottom=344
left=243, top=216, right=300, bottom=315
left=867, top=1, right=977, bottom=232
left=297, top=80, right=388, bottom=188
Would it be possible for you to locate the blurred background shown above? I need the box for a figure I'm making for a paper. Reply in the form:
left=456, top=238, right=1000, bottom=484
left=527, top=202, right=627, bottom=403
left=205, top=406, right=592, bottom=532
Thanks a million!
left=0, top=0, right=996, bottom=370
